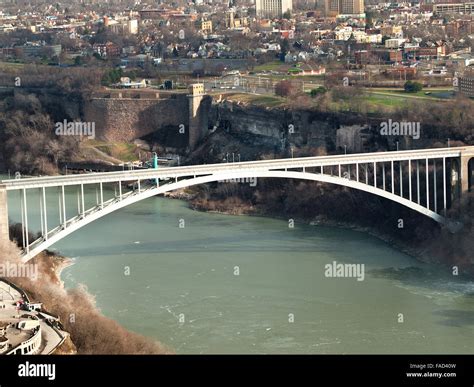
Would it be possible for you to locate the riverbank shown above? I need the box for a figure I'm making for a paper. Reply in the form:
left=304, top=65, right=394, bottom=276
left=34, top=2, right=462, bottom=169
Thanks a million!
left=55, top=256, right=75, bottom=288
left=0, top=242, right=173, bottom=354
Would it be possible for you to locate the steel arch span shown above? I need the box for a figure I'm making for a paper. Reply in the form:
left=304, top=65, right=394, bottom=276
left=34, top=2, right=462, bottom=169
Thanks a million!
left=0, top=146, right=472, bottom=262
left=19, top=170, right=443, bottom=263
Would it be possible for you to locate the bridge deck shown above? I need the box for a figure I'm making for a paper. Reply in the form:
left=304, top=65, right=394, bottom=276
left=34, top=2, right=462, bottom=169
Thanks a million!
left=1, top=147, right=471, bottom=190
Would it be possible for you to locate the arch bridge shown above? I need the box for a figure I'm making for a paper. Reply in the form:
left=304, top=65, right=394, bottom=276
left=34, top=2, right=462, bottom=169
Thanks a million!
left=0, top=146, right=473, bottom=262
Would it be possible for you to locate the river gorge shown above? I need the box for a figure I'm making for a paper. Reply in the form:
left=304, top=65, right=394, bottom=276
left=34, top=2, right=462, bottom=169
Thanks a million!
left=3, top=176, right=473, bottom=354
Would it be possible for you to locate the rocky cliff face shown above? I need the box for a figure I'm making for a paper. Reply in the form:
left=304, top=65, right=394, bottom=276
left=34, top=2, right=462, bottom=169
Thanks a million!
left=210, top=101, right=374, bottom=153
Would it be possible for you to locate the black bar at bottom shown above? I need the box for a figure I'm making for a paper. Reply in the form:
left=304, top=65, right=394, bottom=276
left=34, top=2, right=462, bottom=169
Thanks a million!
left=0, top=355, right=472, bottom=386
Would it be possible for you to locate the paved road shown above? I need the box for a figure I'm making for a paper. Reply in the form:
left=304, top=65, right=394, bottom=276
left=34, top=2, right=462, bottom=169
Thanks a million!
left=204, top=74, right=324, bottom=95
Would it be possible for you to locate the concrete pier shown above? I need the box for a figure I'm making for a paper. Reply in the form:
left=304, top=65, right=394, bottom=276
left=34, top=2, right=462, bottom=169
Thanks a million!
left=460, top=152, right=474, bottom=195
left=0, top=185, right=9, bottom=245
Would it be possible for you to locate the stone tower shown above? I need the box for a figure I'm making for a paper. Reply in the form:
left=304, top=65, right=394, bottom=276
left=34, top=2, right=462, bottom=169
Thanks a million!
left=187, top=83, right=209, bottom=149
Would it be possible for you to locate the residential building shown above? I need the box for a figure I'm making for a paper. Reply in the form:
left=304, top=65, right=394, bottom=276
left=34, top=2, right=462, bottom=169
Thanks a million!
left=93, top=42, right=120, bottom=58
left=200, top=19, right=213, bottom=34
left=433, top=2, right=474, bottom=14
left=256, top=0, right=293, bottom=18
left=456, top=73, right=474, bottom=96
left=326, top=0, right=365, bottom=16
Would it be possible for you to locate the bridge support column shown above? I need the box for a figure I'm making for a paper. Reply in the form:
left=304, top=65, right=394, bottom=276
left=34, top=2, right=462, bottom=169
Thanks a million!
left=408, top=160, right=412, bottom=201
left=426, top=158, right=430, bottom=210
left=433, top=160, right=437, bottom=213
left=443, top=158, right=447, bottom=215
left=0, top=185, right=9, bottom=245
left=417, top=160, right=420, bottom=205
left=42, top=187, right=48, bottom=240
left=399, top=162, right=403, bottom=197
left=21, top=189, right=29, bottom=253
left=460, top=155, right=472, bottom=196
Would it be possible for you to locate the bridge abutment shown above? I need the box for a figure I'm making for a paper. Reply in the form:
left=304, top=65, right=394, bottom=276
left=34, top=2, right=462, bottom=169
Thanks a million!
left=0, top=186, right=9, bottom=245
left=460, top=153, right=474, bottom=195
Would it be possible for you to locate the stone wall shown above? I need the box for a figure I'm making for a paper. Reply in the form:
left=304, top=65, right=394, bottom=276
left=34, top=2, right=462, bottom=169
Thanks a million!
left=84, top=95, right=190, bottom=143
